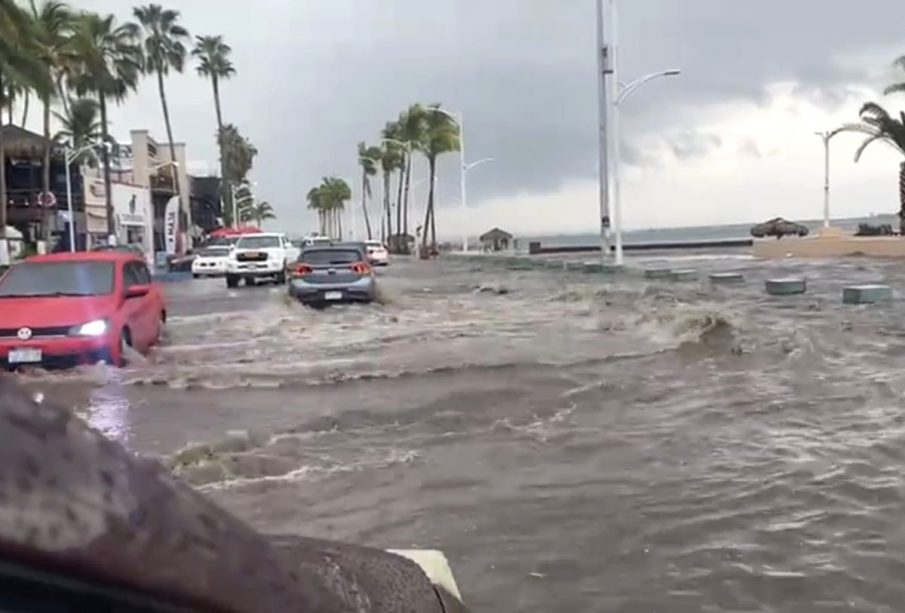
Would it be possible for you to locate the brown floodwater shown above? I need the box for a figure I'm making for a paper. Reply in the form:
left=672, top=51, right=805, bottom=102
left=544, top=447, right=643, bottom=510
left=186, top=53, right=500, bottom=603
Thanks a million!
left=19, top=253, right=905, bottom=612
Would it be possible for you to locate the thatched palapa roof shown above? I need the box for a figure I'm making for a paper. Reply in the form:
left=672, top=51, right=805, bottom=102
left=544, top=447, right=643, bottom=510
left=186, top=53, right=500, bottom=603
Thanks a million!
left=0, top=124, right=55, bottom=158
left=479, top=227, right=513, bottom=242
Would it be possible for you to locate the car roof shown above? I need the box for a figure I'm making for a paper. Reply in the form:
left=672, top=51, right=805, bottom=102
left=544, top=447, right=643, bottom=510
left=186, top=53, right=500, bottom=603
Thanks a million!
left=27, top=251, right=142, bottom=264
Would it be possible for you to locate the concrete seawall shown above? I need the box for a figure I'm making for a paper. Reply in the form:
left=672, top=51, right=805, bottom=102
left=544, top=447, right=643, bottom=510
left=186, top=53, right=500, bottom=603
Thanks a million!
left=529, top=239, right=753, bottom=255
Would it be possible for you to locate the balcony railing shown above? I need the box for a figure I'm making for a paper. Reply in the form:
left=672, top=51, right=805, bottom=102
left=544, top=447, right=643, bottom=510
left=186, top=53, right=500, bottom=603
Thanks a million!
left=5, top=188, right=81, bottom=211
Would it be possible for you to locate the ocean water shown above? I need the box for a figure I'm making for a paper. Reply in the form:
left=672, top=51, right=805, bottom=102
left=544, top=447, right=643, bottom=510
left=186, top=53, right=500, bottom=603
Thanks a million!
left=523, top=214, right=899, bottom=249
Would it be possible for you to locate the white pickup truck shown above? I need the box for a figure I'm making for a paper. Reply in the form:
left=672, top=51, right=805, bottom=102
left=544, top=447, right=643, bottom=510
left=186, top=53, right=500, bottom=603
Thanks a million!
left=225, top=233, right=300, bottom=288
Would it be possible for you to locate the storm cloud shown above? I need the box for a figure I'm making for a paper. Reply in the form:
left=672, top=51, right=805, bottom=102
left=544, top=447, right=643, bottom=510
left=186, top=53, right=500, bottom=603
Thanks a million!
left=69, top=0, right=905, bottom=232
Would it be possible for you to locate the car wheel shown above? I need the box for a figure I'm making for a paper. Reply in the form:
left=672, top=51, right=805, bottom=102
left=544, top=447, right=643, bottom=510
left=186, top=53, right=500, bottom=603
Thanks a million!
left=157, top=311, right=167, bottom=342
left=226, top=274, right=239, bottom=288
left=275, top=270, right=286, bottom=285
left=245, top=277, right=256, bottom=287
left=193, top=273, right=200, bottom=279
left=118, top=328, right=132, bottom=367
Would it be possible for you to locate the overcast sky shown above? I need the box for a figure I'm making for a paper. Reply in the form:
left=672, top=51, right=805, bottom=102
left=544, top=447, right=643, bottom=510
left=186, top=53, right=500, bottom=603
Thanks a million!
left=57, top=0, right=905, bottom=237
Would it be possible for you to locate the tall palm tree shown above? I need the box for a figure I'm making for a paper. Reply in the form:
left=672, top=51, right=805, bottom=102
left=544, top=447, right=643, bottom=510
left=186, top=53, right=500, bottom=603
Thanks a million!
left=321, top=176, right=351, bottom=239
left=0, top=0, right=51, bottom=239
left=397, top=104, right=426, bottom=244
left=382, top=120, right=407, bottom=249
left=193, top=35, right=235, bottom=221
left=53, top=96, right=100, bottom=163
left=378, top=138, right=401, bottom=242
left=842, top=101, right=905, bottom=234
left=30, top=0, right=73, bottom=221
left=307, top=186, right=325, bottom=235
left=357, top=141, right=380, bottom=240
left=134, top=4, right=189, bottom=197
left=419, top=105, right=461, bottom=253
left=67, top=12, right=141, bottom=237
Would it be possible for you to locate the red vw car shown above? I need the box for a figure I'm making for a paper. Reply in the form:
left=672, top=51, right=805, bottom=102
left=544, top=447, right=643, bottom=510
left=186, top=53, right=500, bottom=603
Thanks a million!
left=0, top=251, right=166, bottom=368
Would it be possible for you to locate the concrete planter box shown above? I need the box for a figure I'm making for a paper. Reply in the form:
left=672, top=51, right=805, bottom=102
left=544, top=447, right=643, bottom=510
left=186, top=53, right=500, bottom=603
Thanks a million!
left=765, top=278, right=806, bottom=296
left=645, top=268, right=672, bottom=280
left=670, top=269, right=698, bottom=282
left=709, top=273, right=745, bottom=284
left=843, top=285, right=892, bottom=305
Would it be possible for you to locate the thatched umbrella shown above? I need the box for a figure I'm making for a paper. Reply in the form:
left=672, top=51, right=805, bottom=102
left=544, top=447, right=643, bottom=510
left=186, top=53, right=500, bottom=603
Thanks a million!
left=750, top=217, right=809, bottom=239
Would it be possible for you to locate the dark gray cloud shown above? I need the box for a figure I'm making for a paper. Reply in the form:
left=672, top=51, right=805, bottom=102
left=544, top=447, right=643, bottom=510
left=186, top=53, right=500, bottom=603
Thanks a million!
left=83, top=0, right=905, bottom=231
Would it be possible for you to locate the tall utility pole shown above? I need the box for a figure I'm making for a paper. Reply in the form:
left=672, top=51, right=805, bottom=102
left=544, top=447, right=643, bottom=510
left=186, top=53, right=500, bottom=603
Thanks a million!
left=596, top=0, right=615, bottom=263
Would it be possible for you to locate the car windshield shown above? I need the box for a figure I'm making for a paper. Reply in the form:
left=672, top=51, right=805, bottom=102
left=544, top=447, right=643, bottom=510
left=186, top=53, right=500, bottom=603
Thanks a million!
left=300, top=249, right=362, bottom=265
left=0, top=261, right=115, bottom=297
left=365, top=241, right=383, bottom=248
left=236, top=236, right=281, bottom=249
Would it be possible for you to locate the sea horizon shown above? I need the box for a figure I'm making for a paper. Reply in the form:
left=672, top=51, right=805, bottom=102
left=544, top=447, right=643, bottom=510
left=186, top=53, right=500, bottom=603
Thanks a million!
left=508, top=213, right=899, bottom=248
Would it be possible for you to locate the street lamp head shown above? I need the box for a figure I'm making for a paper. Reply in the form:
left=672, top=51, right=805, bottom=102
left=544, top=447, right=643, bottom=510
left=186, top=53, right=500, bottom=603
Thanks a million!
left=664, top=69, right=682, bottom=77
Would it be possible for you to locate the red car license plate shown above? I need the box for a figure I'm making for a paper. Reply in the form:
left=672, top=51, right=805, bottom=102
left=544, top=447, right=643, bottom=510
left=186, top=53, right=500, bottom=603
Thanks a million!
left=9, top=348, right=42, bottom=364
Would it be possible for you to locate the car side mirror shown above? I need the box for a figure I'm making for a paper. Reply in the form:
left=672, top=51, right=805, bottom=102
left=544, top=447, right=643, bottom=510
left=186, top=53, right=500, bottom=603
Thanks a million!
left=125, top=284, right=150, bottom=299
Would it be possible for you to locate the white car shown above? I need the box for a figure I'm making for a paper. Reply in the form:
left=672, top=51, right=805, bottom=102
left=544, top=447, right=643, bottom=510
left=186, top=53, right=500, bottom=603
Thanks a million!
left=191, top=245, right=232, bottom=278
left=302, top=235, right=333, bottom=248
left=365, top=240, right=389, bottom=266
left=225, top=233, right=300, bottom=288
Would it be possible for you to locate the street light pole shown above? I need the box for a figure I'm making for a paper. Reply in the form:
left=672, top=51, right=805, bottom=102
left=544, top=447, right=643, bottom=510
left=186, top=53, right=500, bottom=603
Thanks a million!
left=64, top=142, right=106, bottom=252
left=596, top=0, right=615, bottom=264
left=612, top=69, right=681, bottom=265
left=64, top=145, right=75, bottom=253
left=815, top=130, right=842, bottom=229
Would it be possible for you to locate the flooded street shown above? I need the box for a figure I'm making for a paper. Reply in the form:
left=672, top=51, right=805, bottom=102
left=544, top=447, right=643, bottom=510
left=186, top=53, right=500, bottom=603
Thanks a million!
left=19, top=254, right=905, bottom=612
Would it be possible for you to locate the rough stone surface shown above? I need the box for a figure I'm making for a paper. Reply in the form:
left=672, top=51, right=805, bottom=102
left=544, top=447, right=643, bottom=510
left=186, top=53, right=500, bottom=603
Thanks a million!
left=766, top=278, right=807, bottom=296
left=0, top=377, right=457, bottom=612
left=843, top=285, right=892, bottom=304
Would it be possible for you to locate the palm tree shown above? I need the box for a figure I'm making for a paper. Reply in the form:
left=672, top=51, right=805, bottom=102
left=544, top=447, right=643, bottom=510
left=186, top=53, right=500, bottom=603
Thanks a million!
left=0, top=0, right=51, bottom=239
left=320, top=176, right=351, bottom=239
left=134, top=4, right=189, bottom=197
left=378, top=141, right=394, bottom=241
left=193, top=34, right=235, bottom=221
left=53, top=96, right=100, bottom=163
left=67, top=11, right=141, bottom=237
left=419, top=105, right=461, bottom=253
left=307, top=186, right=325, bottom=235
left=240, top=199, right=275, bottom=228
left=842, top=101, right=905, bottom=234
left=397, top=104, right=426, bottom=245
left=357, top=141, right=381, bottom=239
left=29, top=0, right=73, bottom=220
